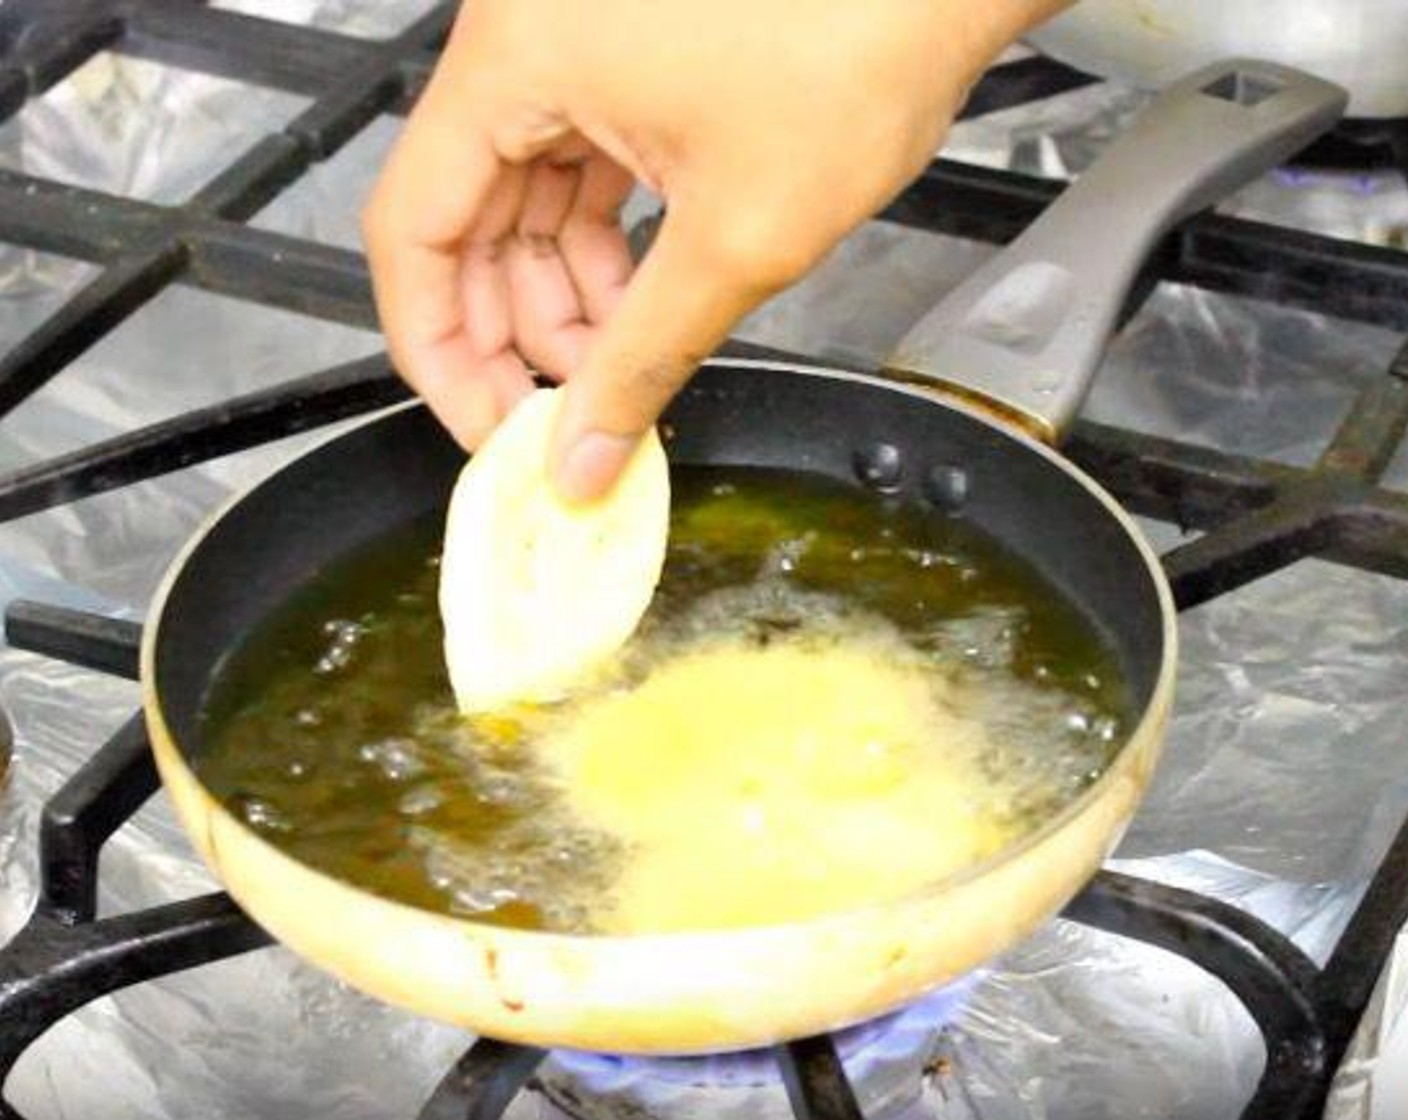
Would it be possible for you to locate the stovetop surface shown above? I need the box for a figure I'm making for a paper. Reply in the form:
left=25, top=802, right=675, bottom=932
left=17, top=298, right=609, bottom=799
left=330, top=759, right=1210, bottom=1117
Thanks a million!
left=1, top=4, right=1407, bottom=1120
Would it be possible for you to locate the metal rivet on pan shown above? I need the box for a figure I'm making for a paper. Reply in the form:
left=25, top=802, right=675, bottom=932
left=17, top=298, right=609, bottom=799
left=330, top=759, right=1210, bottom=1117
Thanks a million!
left=853, top=443, right=904, bottom=492
left=924, top=463, right=969, bottom=512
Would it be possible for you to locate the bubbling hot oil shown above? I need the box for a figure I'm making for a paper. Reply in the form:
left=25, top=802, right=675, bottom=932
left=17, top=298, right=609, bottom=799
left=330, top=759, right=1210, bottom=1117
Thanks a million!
left=197, top=467, right=1129, bottom=933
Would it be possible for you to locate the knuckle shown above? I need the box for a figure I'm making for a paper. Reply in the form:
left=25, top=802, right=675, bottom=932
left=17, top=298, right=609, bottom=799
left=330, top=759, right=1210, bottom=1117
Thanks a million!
left=514, top=230, right=559, bottom=259
left=701, top=213, right=816, bottom=294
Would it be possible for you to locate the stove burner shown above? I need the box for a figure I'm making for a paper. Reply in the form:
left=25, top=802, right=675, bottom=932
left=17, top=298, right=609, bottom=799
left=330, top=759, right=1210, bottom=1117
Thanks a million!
left=552, top=977, right=978, bottom=1088
left=540, top=979, right=979, bottom=1120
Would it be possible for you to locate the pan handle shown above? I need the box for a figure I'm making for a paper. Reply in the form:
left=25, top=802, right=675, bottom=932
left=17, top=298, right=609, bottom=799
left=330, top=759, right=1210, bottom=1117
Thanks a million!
left=883, top=59, right=1346, bottom=442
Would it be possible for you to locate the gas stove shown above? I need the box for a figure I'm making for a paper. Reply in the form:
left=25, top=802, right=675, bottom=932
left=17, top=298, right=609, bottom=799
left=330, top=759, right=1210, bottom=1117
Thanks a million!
left=1, top=4, right=1407, bottom=1119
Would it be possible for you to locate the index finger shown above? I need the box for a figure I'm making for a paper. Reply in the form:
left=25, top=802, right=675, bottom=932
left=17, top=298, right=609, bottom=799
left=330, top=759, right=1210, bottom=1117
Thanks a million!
left=551, top=198, right=816, bottom=502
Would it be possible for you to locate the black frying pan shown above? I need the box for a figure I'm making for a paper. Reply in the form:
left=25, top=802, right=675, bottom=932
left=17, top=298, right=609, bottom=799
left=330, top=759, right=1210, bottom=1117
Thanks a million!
left=141, top=61, right=1344, bottom=1053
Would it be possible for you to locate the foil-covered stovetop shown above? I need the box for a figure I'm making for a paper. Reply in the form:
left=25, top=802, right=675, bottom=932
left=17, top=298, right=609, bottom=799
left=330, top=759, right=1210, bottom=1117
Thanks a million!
left=0, top=6, right=1405, bottom=1118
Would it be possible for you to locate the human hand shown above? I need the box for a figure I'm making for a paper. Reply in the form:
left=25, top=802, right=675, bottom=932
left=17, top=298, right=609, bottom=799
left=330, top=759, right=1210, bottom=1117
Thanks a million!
left=362, top=0, right=1070, bottom=502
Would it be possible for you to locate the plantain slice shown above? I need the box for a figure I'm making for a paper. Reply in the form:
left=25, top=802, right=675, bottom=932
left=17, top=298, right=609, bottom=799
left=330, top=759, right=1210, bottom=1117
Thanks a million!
left=439, top=388, right=670, bottom=714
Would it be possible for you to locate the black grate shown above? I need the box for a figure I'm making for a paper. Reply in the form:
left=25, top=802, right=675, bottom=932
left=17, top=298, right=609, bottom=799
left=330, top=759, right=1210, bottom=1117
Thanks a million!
left=0, top=4, right=1406, bottom=1119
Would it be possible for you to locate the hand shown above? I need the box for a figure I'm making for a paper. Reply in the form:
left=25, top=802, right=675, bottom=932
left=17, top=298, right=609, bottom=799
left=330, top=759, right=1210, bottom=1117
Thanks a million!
left=362, top=0, right=1069, bottom=502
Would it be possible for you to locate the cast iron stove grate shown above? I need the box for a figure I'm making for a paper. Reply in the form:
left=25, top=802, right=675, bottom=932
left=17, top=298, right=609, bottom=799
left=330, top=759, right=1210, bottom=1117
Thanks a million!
left=1, top=4, right=1407, bottom=1119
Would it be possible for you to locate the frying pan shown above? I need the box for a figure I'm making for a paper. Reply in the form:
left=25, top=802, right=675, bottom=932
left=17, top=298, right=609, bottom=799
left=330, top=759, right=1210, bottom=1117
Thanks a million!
left=141, top=60, right=1345, bottom=1054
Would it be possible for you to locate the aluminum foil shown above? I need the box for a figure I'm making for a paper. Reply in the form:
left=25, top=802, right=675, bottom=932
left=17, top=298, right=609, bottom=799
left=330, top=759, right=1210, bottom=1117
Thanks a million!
left=0, top=11, right=1406, bottom=1118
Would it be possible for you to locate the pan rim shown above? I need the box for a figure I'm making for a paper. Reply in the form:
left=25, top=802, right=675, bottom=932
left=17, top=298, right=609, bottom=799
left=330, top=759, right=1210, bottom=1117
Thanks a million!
left=141, top=357, right=1177, bottom=946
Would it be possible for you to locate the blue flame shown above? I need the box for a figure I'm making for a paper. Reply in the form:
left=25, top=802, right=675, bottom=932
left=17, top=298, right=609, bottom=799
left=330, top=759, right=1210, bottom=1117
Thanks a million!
left=549, top=973, right=981, bottom=1092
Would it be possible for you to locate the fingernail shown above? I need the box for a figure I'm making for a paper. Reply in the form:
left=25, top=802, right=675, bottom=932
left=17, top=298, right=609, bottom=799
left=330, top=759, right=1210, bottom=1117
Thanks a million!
left=555, top=430, right=638, bottom=504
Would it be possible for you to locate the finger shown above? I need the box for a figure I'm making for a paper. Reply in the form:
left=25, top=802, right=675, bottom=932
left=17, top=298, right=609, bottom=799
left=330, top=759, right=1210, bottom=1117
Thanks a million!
left=558, top=154, right=635, bottom=324
left=551, top=202, right=814, bottom=503
left=391, top=163, right=531, bottom=447
left=456, top=161, right=534, bottom=386
left=362, top=64, right=533, bottom=450
left=506, top=159, right=594, bottom=377
left=461, top=161, right=527, bottom=353
left=392, top=163, right=526, bottom=442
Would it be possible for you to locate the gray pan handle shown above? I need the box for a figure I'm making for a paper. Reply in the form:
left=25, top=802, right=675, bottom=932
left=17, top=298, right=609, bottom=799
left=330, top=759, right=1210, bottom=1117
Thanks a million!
left=884, top=59, right=1347, bottom=441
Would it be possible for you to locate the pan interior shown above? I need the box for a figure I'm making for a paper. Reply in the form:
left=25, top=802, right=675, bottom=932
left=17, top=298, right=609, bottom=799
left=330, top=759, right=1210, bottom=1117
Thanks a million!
left=155, top=366, right=1164, bottom=730
left=154, top=366, right=1165, bottom=935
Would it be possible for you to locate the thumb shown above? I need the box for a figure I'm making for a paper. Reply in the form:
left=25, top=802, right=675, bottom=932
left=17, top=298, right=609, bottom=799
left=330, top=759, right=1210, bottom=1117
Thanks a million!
left=550, top=205, right=802, bottom=503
